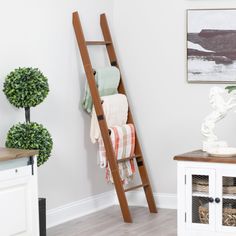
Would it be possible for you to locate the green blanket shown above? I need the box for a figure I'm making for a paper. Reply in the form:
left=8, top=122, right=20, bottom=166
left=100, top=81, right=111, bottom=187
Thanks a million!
left=83, top=66, right=120, bottom=113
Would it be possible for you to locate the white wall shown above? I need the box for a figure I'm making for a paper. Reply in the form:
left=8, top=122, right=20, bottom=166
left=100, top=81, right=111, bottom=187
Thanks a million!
left=0, top=0, right=114, bottom=210
left=2, top=0, right=236, bottom=214
left=113, top=0, right=236, bottom=194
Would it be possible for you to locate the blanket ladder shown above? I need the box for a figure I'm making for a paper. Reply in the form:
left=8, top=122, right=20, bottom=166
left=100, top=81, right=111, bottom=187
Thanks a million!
left=72, top=11, right=157, bottom=223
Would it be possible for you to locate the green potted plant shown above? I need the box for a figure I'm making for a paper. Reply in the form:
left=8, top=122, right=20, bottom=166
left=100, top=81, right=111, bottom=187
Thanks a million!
left=3, top=67, right=53, bottom=236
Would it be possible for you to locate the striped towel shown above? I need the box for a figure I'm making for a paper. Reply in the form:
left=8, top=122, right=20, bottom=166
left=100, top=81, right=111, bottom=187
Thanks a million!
left=82, top=66, right=120, bottom=113
left=98, top=124, right=136, bottom=185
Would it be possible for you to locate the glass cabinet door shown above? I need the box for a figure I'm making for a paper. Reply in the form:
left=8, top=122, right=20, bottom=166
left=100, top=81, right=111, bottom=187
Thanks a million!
left=186, top=169, right=215, bottom=231
left=218, top=174, right=236, bottom=232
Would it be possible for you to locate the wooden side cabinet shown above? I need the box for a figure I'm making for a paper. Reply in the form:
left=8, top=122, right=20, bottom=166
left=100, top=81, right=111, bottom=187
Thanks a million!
left=0, top=148, right=39, bottom=236
left=174, top=150, right=236, bottom=236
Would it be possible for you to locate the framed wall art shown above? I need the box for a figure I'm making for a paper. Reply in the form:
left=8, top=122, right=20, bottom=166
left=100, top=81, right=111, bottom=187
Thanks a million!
left=187, top=9, right=236, bottom=83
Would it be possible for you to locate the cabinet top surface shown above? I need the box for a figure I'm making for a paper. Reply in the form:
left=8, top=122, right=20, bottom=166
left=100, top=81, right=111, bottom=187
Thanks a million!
left=0, top=147, right=38, bottom=162
left=174, top=149, right=236, bottom=164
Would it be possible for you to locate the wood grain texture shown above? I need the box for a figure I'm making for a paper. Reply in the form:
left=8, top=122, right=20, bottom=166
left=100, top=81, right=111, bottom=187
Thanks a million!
left=47, top=206, right=177, bottom=236
left=0, top=147, right=38, bottom=162
left=174, top=149, right=236, bottom=164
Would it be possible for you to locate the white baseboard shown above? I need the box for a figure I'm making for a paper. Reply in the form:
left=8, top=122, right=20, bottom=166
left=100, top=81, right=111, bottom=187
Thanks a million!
left=46, top=190, right=115, bottom=228
left=47, top=191, right=177, bottom=229
left=125, top=191, right=177, bottom=209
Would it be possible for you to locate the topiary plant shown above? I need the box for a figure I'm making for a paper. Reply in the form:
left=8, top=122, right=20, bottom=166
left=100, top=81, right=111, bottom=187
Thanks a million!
left=3, top=67, right=53, bottom=166
left=5, top=122, right=53, bottom=167
left=3, top=67, right=49, bottom=108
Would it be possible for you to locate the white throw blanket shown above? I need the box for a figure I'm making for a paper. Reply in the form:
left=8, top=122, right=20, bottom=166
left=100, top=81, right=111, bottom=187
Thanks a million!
left=90, top=94, right=128, bottom=143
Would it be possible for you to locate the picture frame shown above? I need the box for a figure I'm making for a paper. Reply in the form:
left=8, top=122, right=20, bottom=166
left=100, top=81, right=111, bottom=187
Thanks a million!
left=187, top=9, right=236, bottom=83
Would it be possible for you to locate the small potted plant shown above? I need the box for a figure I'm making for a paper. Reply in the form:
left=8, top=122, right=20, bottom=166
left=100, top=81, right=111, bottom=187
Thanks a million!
left=3, top=67, right=53, bottom=236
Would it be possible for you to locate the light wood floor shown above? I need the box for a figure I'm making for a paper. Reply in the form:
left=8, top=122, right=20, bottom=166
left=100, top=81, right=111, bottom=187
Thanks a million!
left=47, top=206, right=177, bottom=236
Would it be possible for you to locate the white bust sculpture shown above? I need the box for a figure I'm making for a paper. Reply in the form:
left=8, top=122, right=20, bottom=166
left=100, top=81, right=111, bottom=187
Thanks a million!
left=201, top=87, right=236, bottom=151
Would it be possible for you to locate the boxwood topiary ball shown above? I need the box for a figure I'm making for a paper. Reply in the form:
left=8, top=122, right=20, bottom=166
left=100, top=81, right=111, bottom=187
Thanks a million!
left=6, top=122, right=53, bottom=166
left=3, top=67, right=49, bottom=108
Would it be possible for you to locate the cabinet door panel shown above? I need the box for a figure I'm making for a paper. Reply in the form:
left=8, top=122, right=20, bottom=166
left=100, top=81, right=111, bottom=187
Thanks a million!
left=186, top=168, right=215, bottom=231
left=0, top=166, right=34, bottom=236
left=0, top=183, right=28, bottom=235
left=216, top=170, right=236, bottom=233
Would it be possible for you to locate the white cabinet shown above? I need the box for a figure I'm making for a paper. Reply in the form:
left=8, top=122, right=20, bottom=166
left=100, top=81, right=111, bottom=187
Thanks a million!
left=177, top=160, right=236, bottom=236
left=0, top=149, right=39, bottom=236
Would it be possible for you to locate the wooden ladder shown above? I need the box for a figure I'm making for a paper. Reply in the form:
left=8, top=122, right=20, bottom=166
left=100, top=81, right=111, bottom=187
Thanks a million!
left=72, top=11, right=157, bottom=223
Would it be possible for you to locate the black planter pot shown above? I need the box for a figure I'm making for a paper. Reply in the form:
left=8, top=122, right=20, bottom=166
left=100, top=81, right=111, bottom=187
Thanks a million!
left=39, top=198, right=46, bottom=236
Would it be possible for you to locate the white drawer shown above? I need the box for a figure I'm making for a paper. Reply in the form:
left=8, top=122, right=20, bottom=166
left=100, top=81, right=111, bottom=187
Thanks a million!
left=0, top=165, right=32, bottom=182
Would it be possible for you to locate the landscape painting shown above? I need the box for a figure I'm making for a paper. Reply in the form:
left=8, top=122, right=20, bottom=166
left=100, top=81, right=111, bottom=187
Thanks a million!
left=187, top=9, right=236, bottom=83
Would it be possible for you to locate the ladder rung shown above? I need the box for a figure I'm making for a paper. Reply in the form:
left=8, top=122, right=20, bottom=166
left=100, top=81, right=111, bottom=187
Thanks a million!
left=86, top=41, right=112, bottom=45
left=117, top=154, right=142, bottom=163
left=124, top=183, right=149, bottom=192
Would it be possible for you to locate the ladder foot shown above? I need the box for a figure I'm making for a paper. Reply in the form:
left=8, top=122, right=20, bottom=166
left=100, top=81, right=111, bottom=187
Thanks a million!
left=150, top=209, right=158, bottom=214
left=124, top=219, right=133, bottom=223
left=148, top=204, right=158, bottom=214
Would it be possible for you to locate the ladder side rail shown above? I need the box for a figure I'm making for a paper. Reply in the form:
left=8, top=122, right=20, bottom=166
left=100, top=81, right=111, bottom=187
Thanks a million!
left=72, top=12, right=132, bottom=223
left=100, top=13, right=158, bottom=213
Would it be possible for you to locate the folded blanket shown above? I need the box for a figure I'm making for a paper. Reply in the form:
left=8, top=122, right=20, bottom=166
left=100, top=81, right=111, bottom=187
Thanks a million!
left=98, top=124, right=136, bottom=185
left=90, top=94, right=128, bottom=143
left=83, top=66, right=120, bottom=113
